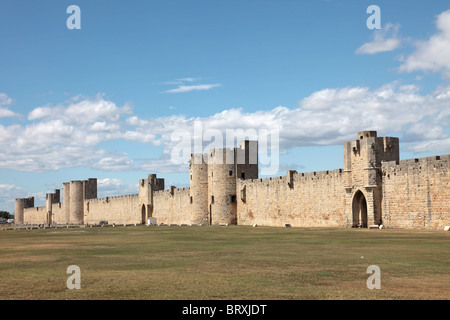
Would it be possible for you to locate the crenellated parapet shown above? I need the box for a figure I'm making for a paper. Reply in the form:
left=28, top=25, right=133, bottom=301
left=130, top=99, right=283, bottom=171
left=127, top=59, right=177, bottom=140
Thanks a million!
left=11, top=131, right=449, bottom=230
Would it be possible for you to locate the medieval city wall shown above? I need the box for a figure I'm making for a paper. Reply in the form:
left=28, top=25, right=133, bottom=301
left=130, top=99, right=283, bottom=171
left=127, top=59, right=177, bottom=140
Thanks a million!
left=237, top=168, right=347, bottom=227
left=381, top=154, right=450, bottom=229
left=23, top=206, right=47, bottom=224
left=152, top=187, right=191, bottom=225
left=85, top=194, right=139, bottom=225
left=13, top=135, right=450, bottom=230
left=51, top=203, right=63, bottom=224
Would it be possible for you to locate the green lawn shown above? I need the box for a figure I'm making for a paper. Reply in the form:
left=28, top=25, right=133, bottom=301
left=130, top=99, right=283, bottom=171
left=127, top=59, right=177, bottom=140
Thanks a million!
left=0, top=225, right=449, bottom=300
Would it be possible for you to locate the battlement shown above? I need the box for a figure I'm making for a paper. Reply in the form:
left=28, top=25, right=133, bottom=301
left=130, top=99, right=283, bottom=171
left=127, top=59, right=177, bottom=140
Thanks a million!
left=294, top=168, right=344, bottom=180
left=153, top=186, right=190, bottom=195
left=242, top=169, right=344, bottom=191
left=46, top=189, right=60, bottom=204
left=87, top=193, right=139, bottom=204
left=382, top=154, right=450, bottom=171
left=13, top=131, right=449, bottom=230
left=15, top=196, right=34, bottom=208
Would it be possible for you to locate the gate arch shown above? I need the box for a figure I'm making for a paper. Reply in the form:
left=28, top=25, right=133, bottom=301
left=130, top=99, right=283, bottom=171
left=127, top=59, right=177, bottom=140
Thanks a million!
left=352, top=190, right=368, bottom=228
left=141, top=204, right=146, bottom=224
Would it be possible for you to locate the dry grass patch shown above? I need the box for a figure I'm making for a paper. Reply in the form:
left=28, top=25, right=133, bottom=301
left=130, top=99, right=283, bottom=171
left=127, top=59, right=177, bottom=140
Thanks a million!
left=0, top=225, right=448, bottom=300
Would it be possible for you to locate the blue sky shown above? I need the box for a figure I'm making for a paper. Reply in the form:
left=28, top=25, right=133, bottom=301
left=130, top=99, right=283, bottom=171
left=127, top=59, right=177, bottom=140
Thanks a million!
left=1, top=0, right=450, bottom=214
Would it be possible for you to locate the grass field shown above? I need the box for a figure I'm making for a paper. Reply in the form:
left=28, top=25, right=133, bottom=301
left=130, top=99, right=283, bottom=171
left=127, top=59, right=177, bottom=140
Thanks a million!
left=0, top=225, right=449, bottom=300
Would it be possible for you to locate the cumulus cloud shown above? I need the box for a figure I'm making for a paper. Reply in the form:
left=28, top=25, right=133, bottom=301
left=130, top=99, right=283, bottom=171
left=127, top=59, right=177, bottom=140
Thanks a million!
left=0, top=108, right=15, bottom=118
left=1, top=83, right=449, bottom=174
left=399, top=9, right=450, bottom=77
left=125, top=82, right=450, bottom=162
left=0, top=94, right=135, bottom=172
left=356, top=23, right=402, bottom=55
left=97, top=178, right=138, bottom=197
left=0, top=93, right=17, bottom=118
left=0, top=184, right=45, bottom=213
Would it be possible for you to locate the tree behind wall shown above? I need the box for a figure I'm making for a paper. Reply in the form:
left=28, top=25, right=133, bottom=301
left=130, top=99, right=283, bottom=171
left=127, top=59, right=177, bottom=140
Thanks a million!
left=0, top=211, right=11, bottom=219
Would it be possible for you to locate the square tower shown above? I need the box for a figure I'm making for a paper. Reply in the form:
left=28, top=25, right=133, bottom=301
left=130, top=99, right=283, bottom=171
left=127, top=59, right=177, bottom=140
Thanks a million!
left=343, top=131, right=399, bottom=227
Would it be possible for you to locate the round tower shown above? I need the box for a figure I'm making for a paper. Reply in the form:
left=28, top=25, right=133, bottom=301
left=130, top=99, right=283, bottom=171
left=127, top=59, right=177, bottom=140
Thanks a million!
left=14, top=198, right=24, bottom=225
left=208, top=148, right=238, bottom=225
left=189, top=153, right=209, bottom=225
left=45, top=193, right=52, bottom=225
left=69, top=180, right=84, bottom=224
left=62, top=183, right=71, bottom=224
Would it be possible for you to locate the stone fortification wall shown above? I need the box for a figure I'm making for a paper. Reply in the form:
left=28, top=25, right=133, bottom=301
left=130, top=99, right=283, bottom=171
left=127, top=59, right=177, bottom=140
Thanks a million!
left=381, top=154, right=450, bottom=229
left=237, top=169, right=346, bottom=227
left=13, top=134, right=449, bottom=231
left=23, top=206, right=46, bottom=225
left=51, top=203, right=63, bottom=224
left=152, top=187, right=191, bottom=225
left=85, top=194, right=139, bottom=225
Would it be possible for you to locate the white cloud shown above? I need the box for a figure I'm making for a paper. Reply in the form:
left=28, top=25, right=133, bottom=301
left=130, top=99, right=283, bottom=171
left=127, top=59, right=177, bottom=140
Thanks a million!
left=0, top=94, right=135, bottom=172
left=0, top=93, right=18, bottom=118
left=0, top=108, right=15, bottom=118
left=97, top=178, right=138, bottom=197
left=0, top=184, right=45, bottom=214
left=356, top=23, right=402, bottom=55
left=404, top=138, right=450, bottom=154
left=125, top=82, right=450, bottom=160
left=0, top=93, right=13, bottom=106
left=399, top=9, right=450, bottom=78
left=92, top=156, right=135, bottom=172
left=1, top=83, right=449, bottom=174
left=161, top=77, right=221, bottom=93
left=163, top=83, right=221, bottom=93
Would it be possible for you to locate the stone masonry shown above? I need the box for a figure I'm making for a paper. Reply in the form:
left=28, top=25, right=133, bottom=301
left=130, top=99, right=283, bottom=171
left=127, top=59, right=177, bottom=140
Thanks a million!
left=14, top=131, right=450, bottom=229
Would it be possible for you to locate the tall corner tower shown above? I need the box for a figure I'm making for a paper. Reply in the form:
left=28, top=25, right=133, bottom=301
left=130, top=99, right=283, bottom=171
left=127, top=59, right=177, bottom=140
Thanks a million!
left=14, top=197, right=34, bottom=225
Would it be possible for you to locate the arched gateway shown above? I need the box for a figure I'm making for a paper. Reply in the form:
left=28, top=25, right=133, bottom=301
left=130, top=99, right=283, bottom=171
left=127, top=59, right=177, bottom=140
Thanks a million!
left=141, top=204, right=146, bottom=225
left=352, top=190, right=368, bottom=228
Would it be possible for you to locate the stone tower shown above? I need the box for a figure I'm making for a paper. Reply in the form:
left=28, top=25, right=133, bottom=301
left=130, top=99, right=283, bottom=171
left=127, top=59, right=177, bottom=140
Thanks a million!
left=61, top=178, right=98, bottom=225
left=45, top=189, right=60, bottom=225
left=343, top=131, right=399, bottom=227
left=189, top=153, right=209, bottom=225
left=208, top=147, right=237, bottom=225
left=62, top=183, right=71, bottom=224
left=139, top=174, right=165, bottom=224
left=14, top=197, right=34, bottom=225
left=202, top=140, right=258, bottom=225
